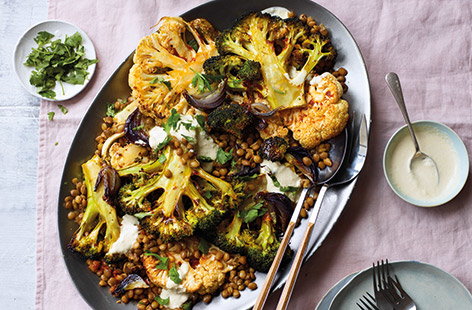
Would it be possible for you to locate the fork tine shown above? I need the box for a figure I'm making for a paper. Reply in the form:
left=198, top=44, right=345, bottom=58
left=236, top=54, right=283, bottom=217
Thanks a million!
left=362, top=293, right=379, bottom=309
left=359, top=297, right=376, bottom=310
left=390, top=275, right=407, bottom=297
left=372, top=263, right=378, bottom=292
left=356, top=302, right=367, bottom=310
left=382, top=279, right=401, bottom=303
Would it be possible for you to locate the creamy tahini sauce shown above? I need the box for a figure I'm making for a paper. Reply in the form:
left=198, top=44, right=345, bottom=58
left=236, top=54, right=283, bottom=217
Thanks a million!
left=387, top=124, right=458, bottom=202
left=262, top=6, right=291, bottom=19
left=261, top=160, right=301, bottom=194
left=108, top=215, right=139, bottom=254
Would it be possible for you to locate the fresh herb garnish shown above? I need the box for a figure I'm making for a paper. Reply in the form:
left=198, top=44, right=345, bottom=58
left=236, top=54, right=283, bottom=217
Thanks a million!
left=57, top=104, right=68, bottom=114
left=197, top=155, right=213, bottom=162
left=106, top=103, right=117, bottom=117
left=191, top=70, right=223, bottom=93
left=158, top=153, right=167, bottom=164
left=132, top=124, right=145, bottom=131
left=154, top=136, right=171, bottom=152
left=203, top=191, right=213, bottom=200
left=164, top=109, right=180, bottom=133
left=150, top=76, right=172, bottom=90
left=234, top=173, right=259, bottom=181
left=238, top=202, right=266, bottom=223
left=273, top=88, right=287, bottom=95
left=195, top=114, right=205, bottom=128
left=144, top=252, right=169, bottom=270
left=216, top=148, right=233, bottom=165
left=182, top=134, right=195, bottom=143
left=198, top=238, right=210, bottom=254
left=169, top=265, right=182, bottom=284
left=155, top=295, right=170, bottom=306
left=270, top=175, right=299, bottom=193
left=134, top=211, right=152, bottom=219
left=47, top=111, right=55, bottom=120
left=24, top=31, right=98, bottom=99
left=188, top=39, right=199, bottom=51
left=182, top=301, right=193, bottom=310
left=54, top=142, right=58, bottom=146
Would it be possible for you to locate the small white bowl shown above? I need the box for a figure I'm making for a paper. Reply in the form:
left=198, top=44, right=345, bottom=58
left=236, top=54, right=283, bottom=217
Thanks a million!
left=13, top=20, right=97, bottom=101
left=383, top=121, right=469, bottom=207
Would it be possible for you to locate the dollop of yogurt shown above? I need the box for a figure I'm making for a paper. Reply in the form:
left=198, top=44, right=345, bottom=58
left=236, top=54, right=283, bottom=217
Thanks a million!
left=108, top=215, right=139, bottom=254
left=262, top=6, right=291, bottom=19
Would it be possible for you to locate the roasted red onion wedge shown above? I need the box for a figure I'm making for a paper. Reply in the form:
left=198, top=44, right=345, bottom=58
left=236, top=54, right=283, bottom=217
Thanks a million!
left=184, top=79, right=226, bottom=111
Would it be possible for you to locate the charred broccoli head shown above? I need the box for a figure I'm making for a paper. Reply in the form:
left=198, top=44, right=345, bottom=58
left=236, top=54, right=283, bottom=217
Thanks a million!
left=69, top=156, right=121, bottom=258
left=216, top=12, right=336, bottom=110
left=213, top=192, right=294, bottom=272
left=203, top=55, right=261, bottom=90
left=117, top=145, right=239, bottom=241
left=207, top=103, right=256, bottom=138
left=259, top=137, right=289, bottom=161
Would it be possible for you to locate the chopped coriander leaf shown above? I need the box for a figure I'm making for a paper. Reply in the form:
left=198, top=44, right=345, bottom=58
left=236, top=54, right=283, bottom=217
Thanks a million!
left=164, top=109, right=180, bottom=132
left=34, top=31, right=54, bottom=46
left=203, top=191, right=213, bottom=199
left=169, top=265, right=182, bottom=284
left=235, top=173, right=259, bottom=181
left=195, top=114, right=205, bottom=128
left=155, top=295, right=170, bottom=306
left=154, top=136, right=171, bottom=152
left=197, top=155, right=213, bottom=162
left=24, top=31, right=98, bottom=99
left=47, top=111, right=55, bottom=120
left=57, top=104, right=68, bottom=114
left=191, top=69, right=223, bottom=93
left=216, top=148, right=233, bottom=165
left=144, top=252, right=169, bottom=270
left=273, top=88, right=287, bottom=95
left=182, top=301, right=193, bottom=310
left=198, top=238, right=210, bottom=254
left=150, top=76, right=172, bottom=90
left=238, top=202, right=265, bottom=223
left=182, top=134, right=195, bottom=143
left=158, top=153, right=167, bottom=164
left=54, top=142, right=58, bottom=146
left=134, top=211, right=152, bottom=219
left=132, top=124, right=145, bottom=131
left=188, top=39, right=199, bottom=51
left=106, top=103, right=117, bottom=117
left=270, top=175, right=299, bottom=193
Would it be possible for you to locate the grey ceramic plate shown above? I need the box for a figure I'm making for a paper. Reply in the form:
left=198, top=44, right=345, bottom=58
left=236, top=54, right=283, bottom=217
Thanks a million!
left=316, top=273, right=358, bottom=310
left=329, top=261, right=472, bottom=310
left=57, top=0, right=371, bottom=309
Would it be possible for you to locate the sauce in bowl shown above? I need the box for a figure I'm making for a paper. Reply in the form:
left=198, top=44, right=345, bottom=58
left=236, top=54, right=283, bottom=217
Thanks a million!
left=385, top=123, right=460, bottom=205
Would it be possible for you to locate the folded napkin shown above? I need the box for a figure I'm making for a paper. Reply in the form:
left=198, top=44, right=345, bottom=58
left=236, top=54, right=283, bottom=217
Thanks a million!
left=36, top=0, right=472, bottom=309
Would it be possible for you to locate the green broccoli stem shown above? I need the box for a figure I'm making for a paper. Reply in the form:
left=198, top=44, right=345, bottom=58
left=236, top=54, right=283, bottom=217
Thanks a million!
left=255, top=213, right=276, bottom=250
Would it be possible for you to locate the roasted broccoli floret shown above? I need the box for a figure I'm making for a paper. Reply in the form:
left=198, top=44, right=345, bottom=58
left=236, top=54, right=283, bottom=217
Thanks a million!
left=69, top=156, right=121, bottom=258
left=259, top=137, right=289, bottom=161
left=117, top=146, right=238, bottom=241
left=216, top=12, right=336, bottom=110
left=214, top=192, right=293, bottom=272
left=207, top=103, right=256, bottom=137
left=203, top=55, right=261, bottom=90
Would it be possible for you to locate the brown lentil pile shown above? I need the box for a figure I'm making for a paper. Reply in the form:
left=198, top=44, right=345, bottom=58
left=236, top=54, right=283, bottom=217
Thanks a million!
left=64, top=177, right=87, bottom=224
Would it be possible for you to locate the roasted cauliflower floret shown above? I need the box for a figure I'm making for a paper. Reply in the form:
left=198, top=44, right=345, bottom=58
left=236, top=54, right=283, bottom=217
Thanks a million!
left=109, top=143, right=148, bottom=170
left=129, top=17, right=218, bottom=119
left=259, top=72, right=348, bottom=148
left=142, top=237, right=236, bottom=295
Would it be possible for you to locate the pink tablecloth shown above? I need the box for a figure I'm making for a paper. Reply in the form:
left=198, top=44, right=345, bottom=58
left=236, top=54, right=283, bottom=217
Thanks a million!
left=36, top=1, right=472, bottom=309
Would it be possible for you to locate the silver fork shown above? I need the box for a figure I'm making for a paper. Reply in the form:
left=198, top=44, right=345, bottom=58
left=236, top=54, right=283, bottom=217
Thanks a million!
left=356, top=292, right=379, bottom=310
left=382, top=276, right=418, bottom=310
left=373, top=260, right=394, bottom=310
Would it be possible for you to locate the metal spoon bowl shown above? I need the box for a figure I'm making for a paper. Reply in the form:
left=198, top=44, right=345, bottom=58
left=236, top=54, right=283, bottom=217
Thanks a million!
left=385, top=72, right=439, bottom=184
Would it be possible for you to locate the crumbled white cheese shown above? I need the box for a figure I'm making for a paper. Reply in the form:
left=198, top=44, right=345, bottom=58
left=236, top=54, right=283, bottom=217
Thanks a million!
left=262, top=6, right=291, bottom=19
left=107, top=215, right=139, bottom=255
left=148, top=126, right=168, bottom=149
left=261, top=160, right=302, bottom=193
left=159, top=262, right=191, bottom=309
left=196, top=129, right=219, bottom=160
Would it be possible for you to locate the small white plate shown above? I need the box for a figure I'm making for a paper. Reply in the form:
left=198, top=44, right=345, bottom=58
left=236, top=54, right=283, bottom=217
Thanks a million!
left=13, top=20, right=97, bottom=101
left=329, top=261, right=472, bottom=309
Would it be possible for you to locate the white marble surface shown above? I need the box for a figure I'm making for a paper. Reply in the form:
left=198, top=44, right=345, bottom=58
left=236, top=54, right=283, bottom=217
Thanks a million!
left=0, top=0, right=47, bottom=309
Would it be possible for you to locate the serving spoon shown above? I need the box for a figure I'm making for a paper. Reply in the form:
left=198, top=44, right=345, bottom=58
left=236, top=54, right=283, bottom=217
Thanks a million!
left=385, top=72, right=439, bottom=183
left=276, top=114, right=368, bottom=310
left=254, top=126, right=349, bottom=310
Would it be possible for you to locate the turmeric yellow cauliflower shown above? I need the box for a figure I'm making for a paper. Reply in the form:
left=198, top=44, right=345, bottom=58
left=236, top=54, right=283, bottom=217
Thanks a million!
left=259, top=72, right=348, bottom=148
left=129, top=17, right=218, bottom=119
left=142, top=237, right=237, bottom=295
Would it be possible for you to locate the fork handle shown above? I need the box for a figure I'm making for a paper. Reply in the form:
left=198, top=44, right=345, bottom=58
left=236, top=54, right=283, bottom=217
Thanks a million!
left=276, top=222, right=315, bottom=310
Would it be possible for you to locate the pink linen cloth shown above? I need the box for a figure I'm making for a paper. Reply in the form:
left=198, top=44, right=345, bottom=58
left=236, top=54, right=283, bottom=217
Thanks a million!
left=36, top=0, right=472, bottom=309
